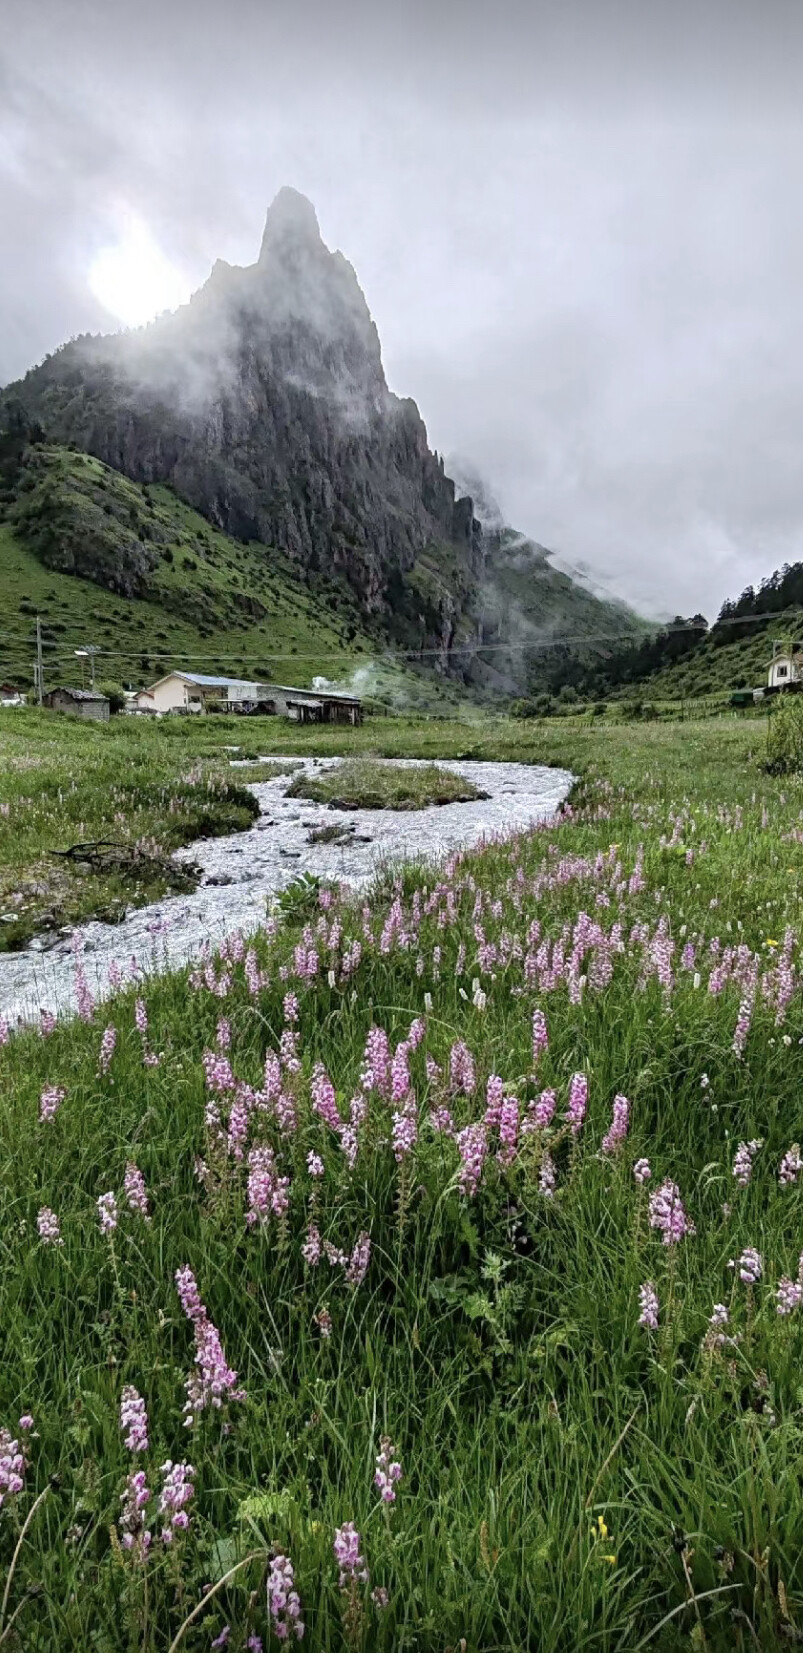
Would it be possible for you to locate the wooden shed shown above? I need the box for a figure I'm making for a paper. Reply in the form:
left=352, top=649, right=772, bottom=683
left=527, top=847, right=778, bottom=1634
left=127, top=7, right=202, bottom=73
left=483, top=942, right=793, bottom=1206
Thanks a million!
left=43, top=687, right=110, bottom=722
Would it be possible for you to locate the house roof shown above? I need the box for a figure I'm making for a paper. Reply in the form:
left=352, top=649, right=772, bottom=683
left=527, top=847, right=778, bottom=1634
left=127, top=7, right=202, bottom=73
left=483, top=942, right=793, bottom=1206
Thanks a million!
left=264, top=682, right=361, bottom=703
left=144, top=672, right=361, bottom=702
left=144, top=672, right=259, bottom=692
left=181, top=672, right=260, bottom=688
left=48, top=686, right=108, bottom=702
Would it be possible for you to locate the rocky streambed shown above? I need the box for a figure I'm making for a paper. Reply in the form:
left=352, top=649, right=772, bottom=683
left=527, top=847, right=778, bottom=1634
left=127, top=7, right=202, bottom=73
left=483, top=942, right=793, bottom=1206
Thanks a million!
left=0, top=756, right=572, bottom=1026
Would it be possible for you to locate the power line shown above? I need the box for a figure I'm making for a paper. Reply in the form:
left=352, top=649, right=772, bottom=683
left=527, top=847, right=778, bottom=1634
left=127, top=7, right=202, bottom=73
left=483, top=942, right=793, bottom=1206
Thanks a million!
left=34, top=610, right=803, bottom=667
left=5, top=605, right=803, bottom=678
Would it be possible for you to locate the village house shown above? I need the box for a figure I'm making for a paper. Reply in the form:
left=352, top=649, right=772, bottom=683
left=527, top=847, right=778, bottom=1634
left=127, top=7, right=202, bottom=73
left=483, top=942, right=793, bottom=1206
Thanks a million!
left=43, top=686, right=110, bottom=721
left=767, top=642, right=803, bottom=691
left=133, top=672, right=263, bottom=714
left=134, top=671, right=362, bottom=724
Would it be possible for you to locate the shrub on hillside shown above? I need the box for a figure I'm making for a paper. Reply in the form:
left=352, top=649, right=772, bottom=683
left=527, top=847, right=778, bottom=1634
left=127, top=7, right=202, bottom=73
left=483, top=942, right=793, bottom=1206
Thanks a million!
left=766, top=694, right=803, bottom=773
left=97, top=680, right=127, bottom=714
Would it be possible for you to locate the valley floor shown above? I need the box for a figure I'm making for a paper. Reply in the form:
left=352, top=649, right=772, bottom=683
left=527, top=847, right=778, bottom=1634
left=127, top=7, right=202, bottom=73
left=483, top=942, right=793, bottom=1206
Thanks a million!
left=0, top=710, right=801, bottom=1649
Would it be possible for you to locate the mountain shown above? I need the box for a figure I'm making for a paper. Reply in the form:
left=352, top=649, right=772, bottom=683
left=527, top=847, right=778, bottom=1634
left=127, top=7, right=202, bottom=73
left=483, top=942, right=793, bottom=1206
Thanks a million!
left=2, top=187, right=644, bottom=691
left=0, top=440, right=468, bottom=716
left=446, top=457, right=646, bottom=696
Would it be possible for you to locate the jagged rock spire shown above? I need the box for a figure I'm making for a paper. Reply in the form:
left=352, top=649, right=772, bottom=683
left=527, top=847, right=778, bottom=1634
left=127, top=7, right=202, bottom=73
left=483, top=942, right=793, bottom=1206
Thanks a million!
left=259, top=188, right=322, bottom=263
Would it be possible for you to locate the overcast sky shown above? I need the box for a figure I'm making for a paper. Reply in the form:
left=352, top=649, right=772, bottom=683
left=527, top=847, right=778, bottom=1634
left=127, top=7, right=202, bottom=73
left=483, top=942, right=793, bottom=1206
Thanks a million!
left=2, top=0, right=803, bottom=618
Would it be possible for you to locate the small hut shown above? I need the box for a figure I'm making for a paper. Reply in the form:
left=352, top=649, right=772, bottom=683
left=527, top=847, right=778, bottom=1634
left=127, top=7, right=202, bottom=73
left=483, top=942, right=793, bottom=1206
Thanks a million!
left=43, top=687, right=110, bottom=722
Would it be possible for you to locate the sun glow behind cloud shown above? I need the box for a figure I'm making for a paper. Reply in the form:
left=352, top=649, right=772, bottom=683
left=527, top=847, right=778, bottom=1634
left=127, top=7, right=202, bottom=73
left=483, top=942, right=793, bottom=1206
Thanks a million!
left=88, top=209, right=193, bottom=327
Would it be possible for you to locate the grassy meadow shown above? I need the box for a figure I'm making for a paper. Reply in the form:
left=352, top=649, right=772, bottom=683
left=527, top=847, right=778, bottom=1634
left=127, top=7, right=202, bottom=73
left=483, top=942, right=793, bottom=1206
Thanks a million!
left=285, top=758, right=486, bottom=811
left=0, top=709, right=801, bottom=1648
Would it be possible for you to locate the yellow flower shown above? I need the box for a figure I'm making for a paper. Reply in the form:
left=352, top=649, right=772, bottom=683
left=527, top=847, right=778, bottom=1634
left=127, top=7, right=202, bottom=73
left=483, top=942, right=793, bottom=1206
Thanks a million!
left=602, top=1554, right=618, bottom=1565
left=596, top=1516, right=609, bottom=1540
left=765, top=938, right=779, bottom=948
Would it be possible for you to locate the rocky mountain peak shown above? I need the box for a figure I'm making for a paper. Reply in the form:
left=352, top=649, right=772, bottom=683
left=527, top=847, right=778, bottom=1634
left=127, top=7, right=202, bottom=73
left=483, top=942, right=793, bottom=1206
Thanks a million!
left=258, top=187, right=323, bottom=262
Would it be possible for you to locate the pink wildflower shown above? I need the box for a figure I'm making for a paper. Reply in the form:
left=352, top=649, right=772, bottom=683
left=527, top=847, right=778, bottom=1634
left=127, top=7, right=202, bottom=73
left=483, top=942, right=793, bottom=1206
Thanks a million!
left=449, top=1040, right=476, bottom=1097
left=601, top=1095, right=630, bottom=1156
left=779, top=1145, right=803, bottom=1186
left=124, top=1163, right=150, bottom=1220
left=429, top=1104, right=454, bottom=1135
left=732, top=1139, right=763, bottom=1188
left=118, top=1470, right=152, bottom=1562
left=638, top=1281, right=659, bottom=1330
left=175, top=1265, right=204, bottom=1322
left=98, top=1025, right=117, bottom=1076
left=302, top=1224, right=322, bottom=1267
left=633, top=1158, right=652, bottom=1184
left=158, top=1459, right=195, bottom=1544
left=374, top=1436, right=402, bottom=1504
left=565, top=1072, right=588, bottom=1136
left=311, top=1065, right=341, bottom=1135
left=39, top=1085, right=65, bottom=1123
left=648, top=1179, right=694, bottom=1245
left=268, top=1552, right=304, bottom=1641
left=484, top=1075, right=504, bottom=1130
left=776, top=1277, right=803, bottom=1316
left=538, top=1152, right=556, bottom=1198
left=345, top=1232, right=371, bottom=1288
left=729, top=1246, right=762, bottom=1285
left=407, top=1017, right=426, bottom=1050
left=120, top=1386, right=149, bottom=1454
left=0, top=1428, right=26, bottom=1509
left=531, top=1007, right=548, bottom=1064
left=391, top=1097, right=417, bottom=1162
left=97, top=1192, right=118, bottom=1235
left=497, top=1095, right=520, bottom=1167
left=174, top=1267, right=244, bottom=1424
left=245, top=1145, right=289, bottom=1227
left=455, top=1122, right=487, bottom=1197
left=37, top=1206, right=62, bottom=1246
left=361, top=1028, right=392, bottom=1099
left=334, top=1522, right=368, bottom=1589
left=531, top=1089, right=557, bottom=1131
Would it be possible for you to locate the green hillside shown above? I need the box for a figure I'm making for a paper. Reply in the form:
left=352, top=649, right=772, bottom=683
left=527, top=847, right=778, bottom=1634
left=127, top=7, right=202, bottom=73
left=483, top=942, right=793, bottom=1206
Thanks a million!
left=630, top=619, right=797, bottom=701
left=581, top=609, right=801, bottom=705
left=0, top=445, right=465, bottom=714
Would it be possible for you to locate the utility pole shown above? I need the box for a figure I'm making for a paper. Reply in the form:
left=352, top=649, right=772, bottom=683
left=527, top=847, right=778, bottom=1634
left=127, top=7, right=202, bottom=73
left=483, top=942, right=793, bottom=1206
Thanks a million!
left=75, top=645, right=100, bottom=688
left=35, top=616, right=43, bottom=706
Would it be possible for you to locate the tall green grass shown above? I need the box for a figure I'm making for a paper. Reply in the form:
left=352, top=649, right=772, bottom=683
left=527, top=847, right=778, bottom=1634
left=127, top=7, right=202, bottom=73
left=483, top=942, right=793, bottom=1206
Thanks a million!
left=0, top=717, right=801, bottom=1648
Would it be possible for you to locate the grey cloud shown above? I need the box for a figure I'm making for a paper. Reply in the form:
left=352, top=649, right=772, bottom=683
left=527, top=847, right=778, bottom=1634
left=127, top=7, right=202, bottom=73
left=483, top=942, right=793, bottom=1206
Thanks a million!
left=3, top=0, right=803, bottom=616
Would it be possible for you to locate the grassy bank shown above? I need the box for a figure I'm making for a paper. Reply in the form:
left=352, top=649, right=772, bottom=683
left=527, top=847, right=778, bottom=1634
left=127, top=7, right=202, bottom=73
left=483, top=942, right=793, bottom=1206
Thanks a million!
left=0, top=714, right=802, bottom=1646
left=285, top=758, right=486, bottom=811
left=0, top=710, right=269, bottom=949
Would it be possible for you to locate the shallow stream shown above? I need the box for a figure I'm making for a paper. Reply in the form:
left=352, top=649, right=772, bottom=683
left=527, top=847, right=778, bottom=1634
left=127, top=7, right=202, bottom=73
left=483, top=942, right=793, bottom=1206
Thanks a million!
left=0, top=756, right=572, bottom=1025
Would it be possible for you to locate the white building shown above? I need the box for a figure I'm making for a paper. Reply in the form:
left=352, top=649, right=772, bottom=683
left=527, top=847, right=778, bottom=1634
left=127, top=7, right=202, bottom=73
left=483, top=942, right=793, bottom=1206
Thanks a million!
left=767, top=645, right=803, bottom=691
left=133, top=673, right=264, bottom=714
left=134, top=671, right=362, bottom=722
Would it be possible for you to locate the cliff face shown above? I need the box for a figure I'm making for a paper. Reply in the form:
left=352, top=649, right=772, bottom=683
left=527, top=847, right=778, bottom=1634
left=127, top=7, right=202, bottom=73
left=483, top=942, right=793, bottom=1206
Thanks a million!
left=6, top=189, right=480, bottom=628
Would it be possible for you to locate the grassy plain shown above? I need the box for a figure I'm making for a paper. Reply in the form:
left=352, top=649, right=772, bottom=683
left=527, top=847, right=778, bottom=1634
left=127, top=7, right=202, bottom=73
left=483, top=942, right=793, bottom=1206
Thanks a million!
left=0, top=711, right=801, bottom=1649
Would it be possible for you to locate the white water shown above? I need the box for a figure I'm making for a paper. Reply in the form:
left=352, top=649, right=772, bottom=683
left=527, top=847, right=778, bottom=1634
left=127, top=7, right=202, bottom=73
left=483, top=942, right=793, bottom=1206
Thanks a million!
left=0, top=756, right=572, bottom=1026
